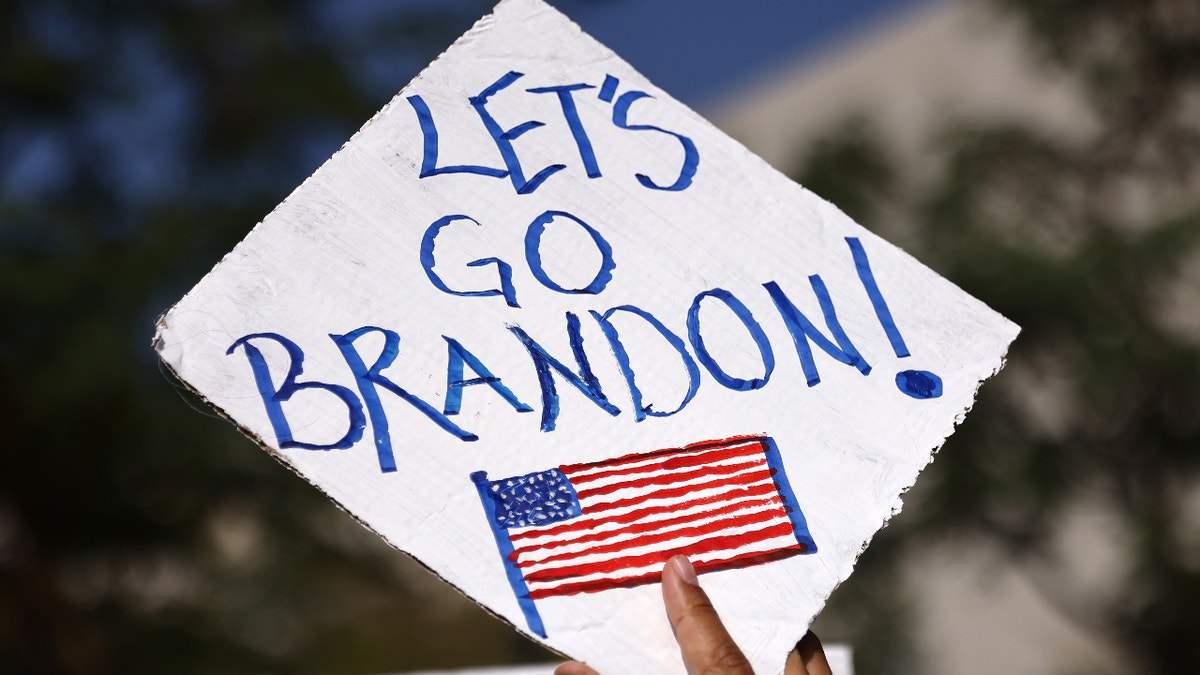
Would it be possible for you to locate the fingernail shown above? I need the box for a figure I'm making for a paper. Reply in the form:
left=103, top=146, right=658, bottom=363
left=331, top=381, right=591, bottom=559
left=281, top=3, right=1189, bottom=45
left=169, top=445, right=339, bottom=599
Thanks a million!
left=668, top=554, right=699, bottom=586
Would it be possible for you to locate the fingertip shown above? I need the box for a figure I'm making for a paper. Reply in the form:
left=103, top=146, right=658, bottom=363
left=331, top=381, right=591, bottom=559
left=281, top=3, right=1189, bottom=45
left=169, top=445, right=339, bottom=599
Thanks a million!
left=554, top=661, right=600, bottom=675
left=660, top=556, right=752, bottom=674
left=661, top=555, right=699, bottom=632
left=666, top=554, right=699, bottom=587
left=795, top=630, right=833, bottom=675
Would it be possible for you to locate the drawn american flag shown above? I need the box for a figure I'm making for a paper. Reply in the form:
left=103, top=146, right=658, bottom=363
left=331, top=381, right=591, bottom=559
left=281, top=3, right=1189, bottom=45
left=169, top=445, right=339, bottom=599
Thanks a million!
left=470, top=435, right=816, bottom=637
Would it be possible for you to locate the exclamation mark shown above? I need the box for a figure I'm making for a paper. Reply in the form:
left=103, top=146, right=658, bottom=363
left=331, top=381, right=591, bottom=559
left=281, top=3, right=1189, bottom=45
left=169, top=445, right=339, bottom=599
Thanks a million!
left=846, top=237, right=943, bottom=400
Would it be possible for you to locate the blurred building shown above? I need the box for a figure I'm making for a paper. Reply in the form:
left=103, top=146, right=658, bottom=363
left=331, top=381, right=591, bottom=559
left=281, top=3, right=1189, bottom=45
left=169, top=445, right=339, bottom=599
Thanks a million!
left=708, top=0, right=1089, bottom=173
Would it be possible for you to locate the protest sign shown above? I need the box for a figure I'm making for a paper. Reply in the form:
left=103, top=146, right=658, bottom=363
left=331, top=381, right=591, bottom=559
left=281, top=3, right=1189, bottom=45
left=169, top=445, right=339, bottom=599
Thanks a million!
left=154, top=0, right=1019, bottom=671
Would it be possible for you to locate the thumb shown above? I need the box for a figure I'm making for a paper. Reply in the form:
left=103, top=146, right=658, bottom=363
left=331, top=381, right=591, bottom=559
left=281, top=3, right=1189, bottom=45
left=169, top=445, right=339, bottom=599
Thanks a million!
left=662, top=555, right=753, bottom=675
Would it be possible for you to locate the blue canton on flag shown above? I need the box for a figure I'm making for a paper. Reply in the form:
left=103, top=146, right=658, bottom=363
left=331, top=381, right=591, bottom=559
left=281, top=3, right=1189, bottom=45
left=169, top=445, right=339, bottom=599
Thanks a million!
left=474, top=469, right=582, bottom=529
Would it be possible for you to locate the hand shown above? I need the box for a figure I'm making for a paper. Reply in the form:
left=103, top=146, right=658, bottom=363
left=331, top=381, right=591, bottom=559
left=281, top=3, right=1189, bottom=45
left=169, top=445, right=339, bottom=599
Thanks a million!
left=555, top=555, right=833, bottom=675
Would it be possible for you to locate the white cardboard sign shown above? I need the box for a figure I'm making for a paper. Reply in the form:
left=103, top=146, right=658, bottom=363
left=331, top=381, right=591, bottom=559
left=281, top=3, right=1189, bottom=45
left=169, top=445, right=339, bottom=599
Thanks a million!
left=154, top=1, right=1018, bottom=672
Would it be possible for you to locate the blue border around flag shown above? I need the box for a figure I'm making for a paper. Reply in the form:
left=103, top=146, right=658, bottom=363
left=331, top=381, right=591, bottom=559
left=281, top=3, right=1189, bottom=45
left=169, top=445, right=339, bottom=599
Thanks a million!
left=760, top=437, right=818, bottom=553
left=470, top=470, right=548, bottom=637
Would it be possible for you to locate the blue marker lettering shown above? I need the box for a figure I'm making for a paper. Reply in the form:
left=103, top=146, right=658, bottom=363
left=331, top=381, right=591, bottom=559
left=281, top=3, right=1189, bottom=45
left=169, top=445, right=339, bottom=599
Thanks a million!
left=332, top=327, right=478, bottom=473
left=471, top=71, right=563, bottom=195
left=508, top=312, right=622, bottom=432
left=524, top=210, right=616, bottom=295
left=687, top=289, right=774, bottom=391
left=845, top=237, right=943, bottom=399
left=764, top=278, right=870, bottom=387
left=443, top=336, right=534, bottom=415
left=407, top=95, right=508, bottom=180
left=421, top=214, right=520, bottom=308
left=597, top=75, right=619, bottom=103
left=227, top=333, right=366, bottom=452
left=591, top=305, right=700, bottom=421
left=526, top=83, right=602, bottom=178
left=612, top=90, right=698, bottom=191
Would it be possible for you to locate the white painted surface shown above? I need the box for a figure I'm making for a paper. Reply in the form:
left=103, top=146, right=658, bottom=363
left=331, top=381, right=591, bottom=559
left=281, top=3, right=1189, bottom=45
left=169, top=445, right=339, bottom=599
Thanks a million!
left=155, top=1, right=1016, bottom=672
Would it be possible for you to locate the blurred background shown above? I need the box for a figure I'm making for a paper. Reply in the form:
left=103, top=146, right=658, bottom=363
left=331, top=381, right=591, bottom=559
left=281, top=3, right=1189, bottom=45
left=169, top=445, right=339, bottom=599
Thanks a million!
left=3, top=0, right=1199, bottom=672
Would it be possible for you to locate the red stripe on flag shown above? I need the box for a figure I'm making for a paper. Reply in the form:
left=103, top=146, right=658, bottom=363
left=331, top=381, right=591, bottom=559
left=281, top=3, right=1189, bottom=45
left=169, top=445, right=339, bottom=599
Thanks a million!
left=581, top=473, right=778, bottom=514
left=563, top=443, right=764, bottom=485
left=573, top=461, right=773, bottom=501
left=558, top=436, right=767, bottom=476
left=507, top=483, right=781, bottom=544
left=512, top=507, right=792, bottom=569
left=521, top=521, right=797, bottom=585
left=526, top=545, right=805, bottom=600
